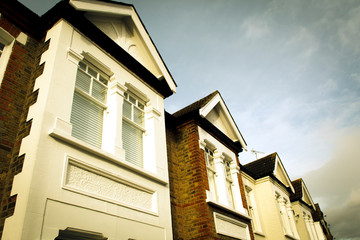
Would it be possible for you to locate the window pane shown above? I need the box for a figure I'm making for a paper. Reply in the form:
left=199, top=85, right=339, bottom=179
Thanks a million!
left=0, top=42, right=4, bottom=57
left=87, top=66, right=98, bottom=78
left=123, top=100, right=132, bottom=119
left=78, top=62, right=86, bottom=71
left=122, top=120, right=143, bottom=167
left=70, top=92, right=103, bottom=148
left=227, top=180, right=234, bottom=207
left=138, top=102, right=144, bottom=110
left=75, top=70, right=91, bottom=93
left=133, top=107, right=144, bottom=126
left=99, top=75, right=108, bottom=85
left=92, top=80, right=107, bottom=103
left=129, top=95, right=136, bottom=104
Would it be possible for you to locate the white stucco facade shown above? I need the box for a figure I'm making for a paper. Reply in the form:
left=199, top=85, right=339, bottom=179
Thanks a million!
left=2, top=4, right=174, bottom=239
left=242, top=154, right=300, bottom=240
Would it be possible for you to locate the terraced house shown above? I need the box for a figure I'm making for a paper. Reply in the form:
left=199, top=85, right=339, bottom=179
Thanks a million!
left=0, top=1, right=332, bottom=240
left=290, top=179, right=333, bottom=240
left=0, top=0, right=176, bottom=239
left=166, top=91, right=253, bottom=240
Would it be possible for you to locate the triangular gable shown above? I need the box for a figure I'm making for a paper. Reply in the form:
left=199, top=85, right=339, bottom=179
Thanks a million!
left=273, top=154, right=295, bottom=193
left=199, top=92, right=247, bottom=150
left=69, top=0, right=176, bottom=93
left=301, top=180, right=315, bottom=208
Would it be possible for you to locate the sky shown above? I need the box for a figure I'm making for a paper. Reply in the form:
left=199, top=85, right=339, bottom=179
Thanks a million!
left=18, top=0, right=360, bottom=239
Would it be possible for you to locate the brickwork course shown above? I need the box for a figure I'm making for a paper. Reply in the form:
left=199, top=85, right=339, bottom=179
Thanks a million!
left=0, top=2, right=48, bottom=236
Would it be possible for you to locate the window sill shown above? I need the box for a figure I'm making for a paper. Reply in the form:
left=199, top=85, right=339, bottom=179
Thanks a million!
left=49, top=127, right=168, bottom=185
left=285, top=233, right=299, bottom=240
left=254, top=231, right=265, bottom=237
left=207, top=199, right=251, bottom=221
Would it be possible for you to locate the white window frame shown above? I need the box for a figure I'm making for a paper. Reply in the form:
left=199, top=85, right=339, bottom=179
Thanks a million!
left=70, top=61, right=109, bottom=148
left=200, top=138, right=242, bottom=210
left=204, top=146, right=217, bottom=201
left=224, top=158, right=235, bottom=208
left=0, top=26, right=15, bottom=86
left=245, top=186, right=263, bottom=234
left=276, top=192, right=299, bottom=239
left=122, top=91, right=146, bottom=167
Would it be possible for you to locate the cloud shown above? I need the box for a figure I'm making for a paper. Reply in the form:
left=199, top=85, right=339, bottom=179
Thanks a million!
left=241, top=16, right=271, bottom=39
left=284, top=26, right=319, bottom=61
left=317, top=78, right=338, bottom=96
left=303, top=127, right=360, bottom=239
left=337, top=5, right=360, bottom=54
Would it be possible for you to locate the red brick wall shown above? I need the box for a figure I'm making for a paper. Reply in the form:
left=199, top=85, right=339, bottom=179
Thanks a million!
left=0, top=14, right=48, bottom=238
left=167, top=119, right=218, bottom=240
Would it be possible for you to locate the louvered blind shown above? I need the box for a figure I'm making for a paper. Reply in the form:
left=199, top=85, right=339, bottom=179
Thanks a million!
left=122, top=92, right=145, bottom=167
left=122, top=120, right=143, bottom=167
left=70, top=91, right=104, bottom=148
left=70, top=62, right=108, bottom=148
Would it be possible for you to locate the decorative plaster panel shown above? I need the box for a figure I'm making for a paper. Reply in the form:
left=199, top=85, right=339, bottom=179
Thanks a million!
left=214, top=212, right=250, bottom=240
left=65, top=161, right=156, bottom=213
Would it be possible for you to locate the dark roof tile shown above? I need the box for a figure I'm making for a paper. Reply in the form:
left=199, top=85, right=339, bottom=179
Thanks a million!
left=242, top=153, right=277, bottom=179
left=290, top=178, right=303, bottom=201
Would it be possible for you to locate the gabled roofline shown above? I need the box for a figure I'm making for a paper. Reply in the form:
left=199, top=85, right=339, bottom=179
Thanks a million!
left=199, top=92, right=247, bottom=150
left=242, top=152, right=295, bottom=194
left=173, top=91, right=247, bottom=150
left=166, top=109, right=243, bottom=153
left=273, top=153, right=295, bottom=193
left=291, top=178, right=315, bottom=209
left=69, top=0, right=177, bottom=92
left=1, top=0, right=174, bottom=98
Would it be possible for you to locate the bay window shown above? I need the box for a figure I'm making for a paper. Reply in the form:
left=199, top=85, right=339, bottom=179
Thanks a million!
left=201, top=140, right=241, bottom=210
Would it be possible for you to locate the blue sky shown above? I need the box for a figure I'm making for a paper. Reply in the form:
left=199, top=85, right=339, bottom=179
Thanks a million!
left=18, top=0, right=360, bottom=239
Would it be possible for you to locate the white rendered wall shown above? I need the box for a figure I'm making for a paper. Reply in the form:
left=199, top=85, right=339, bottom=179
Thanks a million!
left=243, top=176, right=299, bottom=240
left=3, top=20, right=172, bottom=240
left=241, top=174, right=266, bottom=240
left=292, top=202, right=319, bottom=240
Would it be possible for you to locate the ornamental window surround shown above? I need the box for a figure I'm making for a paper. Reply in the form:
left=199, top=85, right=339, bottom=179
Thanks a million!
left=275, top=193, right=299, bottom=239
left=245, top=186, right=262, bottom=233
left=303, top=212, right=317, bottom=240
left=200, top=140, right=242, bottom=210
left=224, top=157, right=235, bottom=208
left=67, top=56, right=153, bottom=171
left=204, top=147, right=217, bottom=201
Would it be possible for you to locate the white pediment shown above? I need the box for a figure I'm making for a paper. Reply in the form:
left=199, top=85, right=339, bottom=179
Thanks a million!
left=273, top=155, right=295, bottom=193
left=301, top=181, right=315, bottom=207
left=69, top=0, right=176, bottom=93
left=199, top=93, right=246, bottom=150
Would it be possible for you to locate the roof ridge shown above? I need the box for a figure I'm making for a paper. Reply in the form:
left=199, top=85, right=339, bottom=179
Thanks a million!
left=172, top=90, right=219, bottom=117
